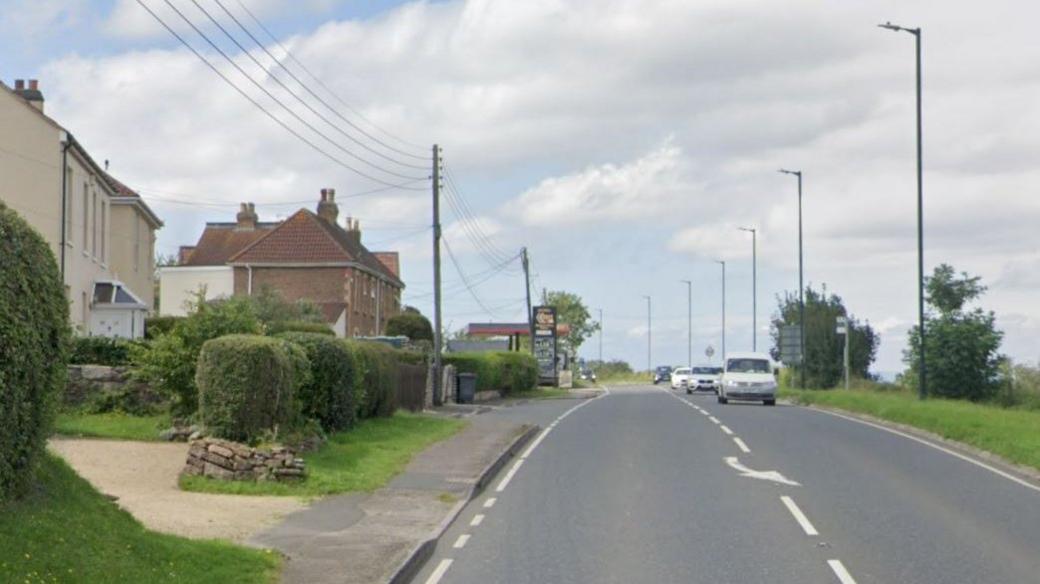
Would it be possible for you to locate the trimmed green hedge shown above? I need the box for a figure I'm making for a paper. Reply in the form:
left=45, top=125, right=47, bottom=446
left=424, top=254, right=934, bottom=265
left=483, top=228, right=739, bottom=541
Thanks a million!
left=277, top=333, right=362, bottom=431
left=196, top=335, right=302, bottom=443
left=69, top=336, right=134, bottom=366
left=0, top=202, right=71, bottom=501
left=144, top=316, right=184, bottom=339
left=348, top=341, right=401, bottom=419
left=385, top=312, right=434, bottom=341
left=266, top=320, right=335, bottom=337
left=444, top=351, right=538, bottom=395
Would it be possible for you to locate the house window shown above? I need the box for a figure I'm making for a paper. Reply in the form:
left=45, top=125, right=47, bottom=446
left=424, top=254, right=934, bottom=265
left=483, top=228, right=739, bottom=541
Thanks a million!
left=64, top=168, right=73, bottom=244
left=100, top=200, right=107, bottom=263
left=82, top=181, right=89, bottom=249
left=133, top=217, right=140, bottom=271
left=81, top=291, right=88, bottom=327
left=91, top=188, right=98, bottom=258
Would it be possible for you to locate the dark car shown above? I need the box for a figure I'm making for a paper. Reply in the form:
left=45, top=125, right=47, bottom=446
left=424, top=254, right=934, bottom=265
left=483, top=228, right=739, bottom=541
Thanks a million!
left=653, top=366, right=673, bottom=384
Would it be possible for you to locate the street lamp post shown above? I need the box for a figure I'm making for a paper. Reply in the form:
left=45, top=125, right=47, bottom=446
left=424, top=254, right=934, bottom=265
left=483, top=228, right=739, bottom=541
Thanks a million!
left=778, top=169, right=805, bottom=389
left=879, top=21, right=926, bottom=401
left=598, top=308, right=603, bottom=363
left=681, top=280, right=692, bottom=370
left=715, top=261, right=726, bottom=361
left=643, top=295, right=652, bottom=375
left=738, top=227, right=757, bottom=351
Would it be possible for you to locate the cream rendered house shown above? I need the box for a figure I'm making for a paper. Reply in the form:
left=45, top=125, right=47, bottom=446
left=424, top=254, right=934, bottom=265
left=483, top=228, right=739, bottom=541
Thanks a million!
left=0, top=79, right=162, bottom=337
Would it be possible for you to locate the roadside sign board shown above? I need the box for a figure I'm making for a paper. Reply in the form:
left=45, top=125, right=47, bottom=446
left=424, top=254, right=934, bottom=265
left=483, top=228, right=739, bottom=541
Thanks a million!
left=533, top=306, right=558, bottom=384
left=779, top=325, right=802, bottom=365
left=836, top=316, right=847, bottom=335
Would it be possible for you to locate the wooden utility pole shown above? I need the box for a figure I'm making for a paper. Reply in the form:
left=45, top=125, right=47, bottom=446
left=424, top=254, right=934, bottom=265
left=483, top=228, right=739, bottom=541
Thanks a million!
left=432, top=144, right=444, bottom=405
left=522, top=247, right=534, bottom=354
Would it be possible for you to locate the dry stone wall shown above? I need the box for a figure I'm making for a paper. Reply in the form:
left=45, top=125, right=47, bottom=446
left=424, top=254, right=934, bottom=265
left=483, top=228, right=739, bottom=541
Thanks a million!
left=182, top=438, right=306, bottom=482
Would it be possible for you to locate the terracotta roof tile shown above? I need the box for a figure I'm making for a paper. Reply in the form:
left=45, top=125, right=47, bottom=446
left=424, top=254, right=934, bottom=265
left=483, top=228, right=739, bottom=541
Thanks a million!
left=373, top=252, right=400, bottom=278
left=181, top=224, right=276, bottom=266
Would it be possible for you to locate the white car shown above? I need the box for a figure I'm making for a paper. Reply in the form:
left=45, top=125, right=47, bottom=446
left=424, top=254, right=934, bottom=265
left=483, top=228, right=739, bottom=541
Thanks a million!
left=688, top=366, right=722, bottom=394
left=718, top=352, right=777, bottom=406
left=670, top=367, right=693, bottom=390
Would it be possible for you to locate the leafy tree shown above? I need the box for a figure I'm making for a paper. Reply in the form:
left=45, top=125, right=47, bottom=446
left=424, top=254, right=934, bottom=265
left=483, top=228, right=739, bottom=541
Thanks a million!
left=543, top=290, right=599, bottom=356
left=903, top=264, right=1003, bottom=401
left=250, top=285, right=324, bottom=325
left=385, top=311, right=434, bottom=341
left=770, top=285, right=878, bottom=388
left=585, top=359, right=633, bottom=377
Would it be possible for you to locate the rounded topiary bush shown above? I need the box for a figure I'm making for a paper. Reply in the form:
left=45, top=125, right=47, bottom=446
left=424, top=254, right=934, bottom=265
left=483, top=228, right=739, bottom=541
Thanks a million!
left=277, top=332, right=361, bottom=432
left=266, top=320, right=335, bottom=337
left=385, top=312, right=434, bottom=341
left=196, top=334, right=303, bottom=443
left=0, top=202, right=70, bottom=500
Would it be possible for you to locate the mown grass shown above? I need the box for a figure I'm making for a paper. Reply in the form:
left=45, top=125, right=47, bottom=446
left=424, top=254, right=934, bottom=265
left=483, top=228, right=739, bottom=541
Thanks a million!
left=510, top=387, right=573, bottom=399
left=0, top=455, right=280, bottom=584
left=597, top=371, right=651, bottom=385
left=54, top=411, right=170, bottom=441
left=180, top=412, right=466, bottom=497
left=781, top=386, right=1040, bottom=471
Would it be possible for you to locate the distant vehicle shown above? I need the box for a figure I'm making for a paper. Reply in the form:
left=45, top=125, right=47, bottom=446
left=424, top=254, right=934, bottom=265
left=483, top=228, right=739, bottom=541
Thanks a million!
left=670, top=367, right=692, bottom=389
left=579, top=368, right=597, bottom=382
left=653, top=365, right=673, bottom=384
left=688, top=366, right=722, bottom=394
left=718, top=352, right=776, bottom=406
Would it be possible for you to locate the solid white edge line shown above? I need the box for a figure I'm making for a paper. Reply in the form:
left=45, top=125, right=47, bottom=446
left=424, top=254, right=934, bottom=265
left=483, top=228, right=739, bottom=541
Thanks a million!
left=521, top=428, right=552, bottom=459
left=495, top=459, right=525, bottom=492
left=780, top=496, right=819, bottom=536
left=470, top=514, right=485, bottom=526
left=812, top=408, right=1040, bottom=494
left=733, top=437, right=751, bottom=453
left=827, top=559, right=858, bottom=584
left=483, top=497, right=496, bottom=508
left=720, top=425, right=734, bottom=435
left=452, top=534, right=470, bottom=549
left=425, top=558, right=453, bottom=584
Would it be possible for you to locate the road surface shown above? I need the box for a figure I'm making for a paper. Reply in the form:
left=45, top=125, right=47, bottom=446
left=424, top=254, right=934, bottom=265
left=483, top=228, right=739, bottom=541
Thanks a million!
left=413, top=385, right=1040, bottom=584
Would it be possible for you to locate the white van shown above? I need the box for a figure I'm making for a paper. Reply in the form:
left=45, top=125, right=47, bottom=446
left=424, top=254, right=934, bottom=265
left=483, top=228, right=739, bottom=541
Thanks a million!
left=718, top=352, right=777, bottom=406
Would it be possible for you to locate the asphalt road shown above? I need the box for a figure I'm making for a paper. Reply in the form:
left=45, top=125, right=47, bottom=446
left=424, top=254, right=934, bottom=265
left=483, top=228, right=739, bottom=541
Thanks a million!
left=413, top=385, right=1040, bottom=584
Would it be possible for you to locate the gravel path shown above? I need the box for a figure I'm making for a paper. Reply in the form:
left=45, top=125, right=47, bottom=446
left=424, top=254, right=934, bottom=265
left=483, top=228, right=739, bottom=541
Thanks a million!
left=50, top=438, right=307, bottom=544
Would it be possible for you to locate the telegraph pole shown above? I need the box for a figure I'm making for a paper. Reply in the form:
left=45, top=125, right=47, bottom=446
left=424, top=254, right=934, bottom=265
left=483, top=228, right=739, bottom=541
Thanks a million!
left=739, top=227, right=757, bottom=351
left=431, top=144, right=444, bottom=405
left=779, top=169, right=805, bottom=389
left=521, top=247, right=534, bottom=354
left=643, top=295, right=652, bottom=373
left=681, top=280, right=692, bottom=369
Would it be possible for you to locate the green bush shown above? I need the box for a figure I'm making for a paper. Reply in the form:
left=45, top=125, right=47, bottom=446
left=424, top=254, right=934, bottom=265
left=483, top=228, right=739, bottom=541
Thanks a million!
left=348, top=341, right=400, bottom=419
left=266, top=320, right=335, bottom=337
left=443, top=352, right=538, bottom=395
left=69, top=336, right=134, bottom=366
left=144, top=316, right=184, bottom=339
left=277, top=333, right=362, bottom=431
left=131, top=294, right=261, bottom=417
left=0, top=202, right=71, bottom=500
left=385, top=312, right=434, bottom=341
left=196, top=335, right=302, bottom=443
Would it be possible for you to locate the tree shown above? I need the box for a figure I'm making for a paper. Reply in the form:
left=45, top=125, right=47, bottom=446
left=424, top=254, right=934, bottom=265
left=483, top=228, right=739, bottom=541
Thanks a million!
left=903, top=264, right=1003, bottom=401
left=770, top=285, right=878, bottom=388
left=386, top=311, right=434, bottom=341
left=543, top=290, right=599, bottom=356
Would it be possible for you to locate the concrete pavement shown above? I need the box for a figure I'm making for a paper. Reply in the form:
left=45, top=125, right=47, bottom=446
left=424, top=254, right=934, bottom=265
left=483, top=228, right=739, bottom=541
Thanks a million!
left=413, top=385, right=1040, bottom=584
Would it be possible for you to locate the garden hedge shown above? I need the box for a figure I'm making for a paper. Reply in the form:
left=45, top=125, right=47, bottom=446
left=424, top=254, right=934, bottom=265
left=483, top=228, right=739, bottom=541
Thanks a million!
left=69, top=336, right=133, bottom=366
left=348, top=340, right=401, bottom=419
left=266, top=320, right=335, bottom=337
left=385, top=312, right=434, bottom=341
left=277, top=333, right=362, bottom=431
left=144, top=316, right=184, bottom=339
left=0, top=202, right=70, bottom=500
left=196, top=335, right=303, bottom=443
left=443, top=351, right=538, bottom=395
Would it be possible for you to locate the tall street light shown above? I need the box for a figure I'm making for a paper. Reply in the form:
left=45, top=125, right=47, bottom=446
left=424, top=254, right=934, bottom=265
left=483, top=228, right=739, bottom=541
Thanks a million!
left=738, top=227, right=757, bottom=351
left=681, top=280, right=692, bottom=370
left=879, top=21, right=926, bottom=401
left=643, top=295, right=652, bottom=374
left=715, top=261, right=726, bottom=361
left=778, top=169, right=805, bottom=389
left=598, top=308, right=603, bottom=363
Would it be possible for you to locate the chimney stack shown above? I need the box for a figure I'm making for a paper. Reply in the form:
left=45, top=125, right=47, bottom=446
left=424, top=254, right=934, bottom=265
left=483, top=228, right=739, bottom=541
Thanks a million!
left=12, top=78, right=44, bottom=112
left=235, top=202, right=258, bottom=231
left=317, top=187, right=339, bottom=224
left=345, top=216, right=362, bottom=245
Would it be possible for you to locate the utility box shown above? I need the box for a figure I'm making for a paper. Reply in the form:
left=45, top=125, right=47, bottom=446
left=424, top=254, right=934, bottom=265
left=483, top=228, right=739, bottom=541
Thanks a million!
left=457, top=373, right=477, bottom=404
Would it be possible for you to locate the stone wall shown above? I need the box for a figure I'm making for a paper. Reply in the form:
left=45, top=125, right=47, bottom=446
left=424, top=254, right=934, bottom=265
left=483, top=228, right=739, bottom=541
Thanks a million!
left=65, top=365, right=162, bottom=411
left=182, top=438, right=306, bottom=482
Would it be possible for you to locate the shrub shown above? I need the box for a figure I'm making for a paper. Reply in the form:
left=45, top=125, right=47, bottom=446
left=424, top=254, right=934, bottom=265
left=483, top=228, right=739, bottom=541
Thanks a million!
left=69, top=336, right=134, bottom=366
left=144, top=316, right=184, bottom=339
left=348, top=341, right=400, bottom=419
left=443, top=352, right=538, bottom=395
left=495, top=352, right=539, bottom=393
left=277, top=333, right=362, bottom=431
left=0, top=202, right=71, bottom=500
left=385, top=312, right=434, bottom=341
left=131, top=294, right=261, bottom=417
left=196, top=335, right=302, bottom=443
left=266, top=320, right=335, bottom=337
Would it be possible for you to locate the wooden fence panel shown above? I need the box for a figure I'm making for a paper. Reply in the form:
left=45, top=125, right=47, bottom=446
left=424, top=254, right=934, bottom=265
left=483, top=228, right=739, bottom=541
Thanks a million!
left=396, top=364, right=428, bottom=412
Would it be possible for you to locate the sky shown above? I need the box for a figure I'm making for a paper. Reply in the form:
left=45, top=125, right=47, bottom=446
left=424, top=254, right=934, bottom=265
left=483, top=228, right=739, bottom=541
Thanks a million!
left=4, top=0, right=1040, bottom=375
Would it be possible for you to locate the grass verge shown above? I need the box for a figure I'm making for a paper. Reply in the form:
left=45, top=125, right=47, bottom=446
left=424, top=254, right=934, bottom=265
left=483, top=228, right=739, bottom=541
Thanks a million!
left=510, top=388, right=573, bottom=399
left=180, top=412, right=466, bottom=497
left=781, top=387, right=1040, bottom=471
left=54, top=411, right=170, bottom=441
left=0, top=454, right=279, bottom=584
left=597, top=372, right=651, bottom=385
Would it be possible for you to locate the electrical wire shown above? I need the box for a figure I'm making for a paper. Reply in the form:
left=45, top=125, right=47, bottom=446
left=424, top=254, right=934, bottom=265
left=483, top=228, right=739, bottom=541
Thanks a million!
left=441, top=235, right=498, bottom=317
left=443, top=166, right=514, bottom=264
left=230, top=0, right=429, bottom=157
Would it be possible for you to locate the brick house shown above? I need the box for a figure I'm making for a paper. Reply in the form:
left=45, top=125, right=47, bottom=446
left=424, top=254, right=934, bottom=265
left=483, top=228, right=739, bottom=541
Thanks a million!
left=160, top=189, right=404, bottom=337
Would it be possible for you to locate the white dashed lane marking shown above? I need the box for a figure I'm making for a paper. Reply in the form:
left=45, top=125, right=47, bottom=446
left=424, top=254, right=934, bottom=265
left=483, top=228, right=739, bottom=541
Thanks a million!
left=424, top=559, right=453, bottom=584
left=733, top=437, right=751, bottom=453
left=780, top=496, right=819, bottom=536
left=453, top=534, right=470, bottom=549
left=470, top=514, right=485, bottom=527
left=828, top=559, right=858, bottom=584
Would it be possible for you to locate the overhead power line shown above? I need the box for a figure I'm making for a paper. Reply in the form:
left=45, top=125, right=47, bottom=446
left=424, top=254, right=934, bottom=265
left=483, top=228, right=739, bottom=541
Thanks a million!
left=442, top=235, right=498, bottom=318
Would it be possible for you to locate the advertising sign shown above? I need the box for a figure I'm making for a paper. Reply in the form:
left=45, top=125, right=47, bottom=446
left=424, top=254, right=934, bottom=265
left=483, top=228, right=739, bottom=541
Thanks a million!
left=533, top=306, right=558, bottom=384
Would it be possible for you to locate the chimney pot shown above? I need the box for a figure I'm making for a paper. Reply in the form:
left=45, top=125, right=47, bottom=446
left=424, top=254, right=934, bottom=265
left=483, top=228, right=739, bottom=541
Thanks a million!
left=328, top=188, right=335, bottom=201
left=14, top=79, right=24, bottom=90
left=28, top=79, right=38, bottom=91
left=236, top=202, right=258, bottom=230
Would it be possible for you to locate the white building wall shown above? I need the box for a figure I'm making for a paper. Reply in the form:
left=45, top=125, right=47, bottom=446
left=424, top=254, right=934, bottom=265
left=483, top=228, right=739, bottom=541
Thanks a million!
left=158, top=266, right=234, bottom=316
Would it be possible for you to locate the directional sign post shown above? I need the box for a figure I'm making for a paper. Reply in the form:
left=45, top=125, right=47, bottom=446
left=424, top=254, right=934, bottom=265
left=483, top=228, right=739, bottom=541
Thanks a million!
left=779, top=325, right=802, bottom=366
left=837, top=316, right=849, bottom=391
